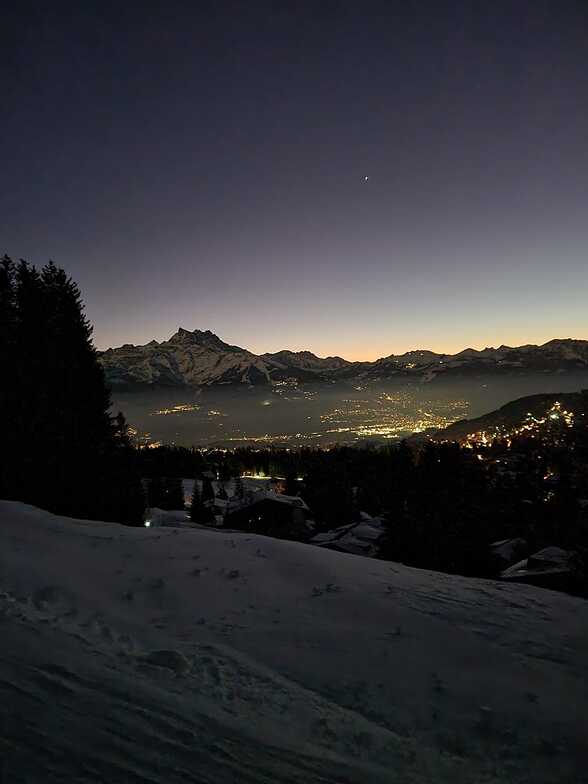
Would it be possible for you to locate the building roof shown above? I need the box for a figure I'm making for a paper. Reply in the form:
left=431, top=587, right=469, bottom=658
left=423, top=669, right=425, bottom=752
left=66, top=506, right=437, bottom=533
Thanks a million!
left=501, top=546, right=571, bottom=581
left=311, top=516, right=386, bottom=556
left=227, top=490, right=309, bottom=514
left=490, top=537, right=528, bottom=564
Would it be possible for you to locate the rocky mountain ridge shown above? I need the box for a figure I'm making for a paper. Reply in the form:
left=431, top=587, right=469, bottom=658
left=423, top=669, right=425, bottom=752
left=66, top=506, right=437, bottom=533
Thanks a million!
left=99, top=329, right=588, bottom=389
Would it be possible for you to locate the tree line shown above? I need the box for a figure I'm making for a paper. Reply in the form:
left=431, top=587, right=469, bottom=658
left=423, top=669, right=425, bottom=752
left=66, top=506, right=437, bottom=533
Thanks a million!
left=0, top=255, right=145, bottom=524
left=139, top=425, right=588, bottom=585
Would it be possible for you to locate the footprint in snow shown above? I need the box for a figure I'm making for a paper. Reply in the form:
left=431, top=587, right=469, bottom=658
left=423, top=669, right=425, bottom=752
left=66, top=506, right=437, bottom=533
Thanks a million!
left=137, top=649, right=192, bottom=675
left=31, top=585, right=77, bottom=618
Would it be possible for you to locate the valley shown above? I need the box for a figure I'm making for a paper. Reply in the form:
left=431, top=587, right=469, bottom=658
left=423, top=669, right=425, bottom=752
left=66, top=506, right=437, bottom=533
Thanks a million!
left=103, top=329, right=588, bottom=447
left=113, top=373, right=588, bottom=448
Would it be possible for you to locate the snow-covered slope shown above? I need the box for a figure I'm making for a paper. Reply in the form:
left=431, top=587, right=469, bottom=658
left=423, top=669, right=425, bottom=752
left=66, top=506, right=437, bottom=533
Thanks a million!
left=1, top=500, right=587, bottom=783
left=100, top=328, right=281, bottom=387
left=99, top=328, right=340, bottom=388
left=100, top=330, right=588, bottom=389
left=262, top=349, right=351, bottom=373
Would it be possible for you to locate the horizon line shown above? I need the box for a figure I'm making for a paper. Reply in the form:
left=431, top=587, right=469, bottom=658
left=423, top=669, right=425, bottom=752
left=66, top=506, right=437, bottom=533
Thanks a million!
left=97, top=328, right=587, bottom=363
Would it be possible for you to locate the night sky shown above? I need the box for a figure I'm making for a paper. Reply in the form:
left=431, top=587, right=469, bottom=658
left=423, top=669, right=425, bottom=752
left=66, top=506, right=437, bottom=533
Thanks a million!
left=3, top=1, right=587, bottom=360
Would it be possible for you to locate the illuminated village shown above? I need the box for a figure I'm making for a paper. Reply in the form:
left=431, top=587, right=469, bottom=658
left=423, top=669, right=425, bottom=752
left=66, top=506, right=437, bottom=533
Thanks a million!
left=462, top=401, right=576, bottom=449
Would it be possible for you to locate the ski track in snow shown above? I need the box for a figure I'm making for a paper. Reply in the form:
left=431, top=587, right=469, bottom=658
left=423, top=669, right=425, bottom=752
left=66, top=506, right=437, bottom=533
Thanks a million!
left=1, top=500, right=587, bottom=783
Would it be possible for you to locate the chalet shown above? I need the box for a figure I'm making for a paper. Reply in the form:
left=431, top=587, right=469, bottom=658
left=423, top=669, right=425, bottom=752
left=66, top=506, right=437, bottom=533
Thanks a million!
left=224, top=491, right=312, bottom=541
left=311, top=514, right=386, bottom=557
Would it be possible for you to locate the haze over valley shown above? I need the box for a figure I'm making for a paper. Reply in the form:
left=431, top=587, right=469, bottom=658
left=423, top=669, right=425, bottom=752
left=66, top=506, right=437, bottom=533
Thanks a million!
left=103, top=328, right=588, bottom=447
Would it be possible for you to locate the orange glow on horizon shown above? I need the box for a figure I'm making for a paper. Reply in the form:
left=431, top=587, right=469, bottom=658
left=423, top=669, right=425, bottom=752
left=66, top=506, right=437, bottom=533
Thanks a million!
left=97, top=326, right=588, bottom=363
left=258, top=331, right=588, bottom=363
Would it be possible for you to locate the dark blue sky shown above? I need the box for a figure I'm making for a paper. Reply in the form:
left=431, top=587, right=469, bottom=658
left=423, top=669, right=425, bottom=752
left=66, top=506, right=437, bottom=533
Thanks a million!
left=3, top=1, right=587, bottom=359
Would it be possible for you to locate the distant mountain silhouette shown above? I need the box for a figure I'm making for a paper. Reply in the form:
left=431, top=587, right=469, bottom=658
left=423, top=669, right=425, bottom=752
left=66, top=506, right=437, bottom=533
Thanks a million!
left=99, top=329, right=588, bottom=389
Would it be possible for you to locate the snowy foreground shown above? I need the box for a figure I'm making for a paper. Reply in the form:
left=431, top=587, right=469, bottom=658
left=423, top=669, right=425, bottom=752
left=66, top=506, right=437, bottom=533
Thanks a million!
left=1, top=502, right=587, bottom=783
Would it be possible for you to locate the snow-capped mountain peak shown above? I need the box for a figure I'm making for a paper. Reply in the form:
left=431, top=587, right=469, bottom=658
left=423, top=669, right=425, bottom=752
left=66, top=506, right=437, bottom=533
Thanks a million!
left=168, top=328, right=245, bottom=353
left=99, top=330, right=588, bottom=389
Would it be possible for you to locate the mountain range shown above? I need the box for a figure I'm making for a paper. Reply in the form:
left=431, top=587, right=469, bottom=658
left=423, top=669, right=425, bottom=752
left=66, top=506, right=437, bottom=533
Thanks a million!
left=99, top=328, right=588, bottom=389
